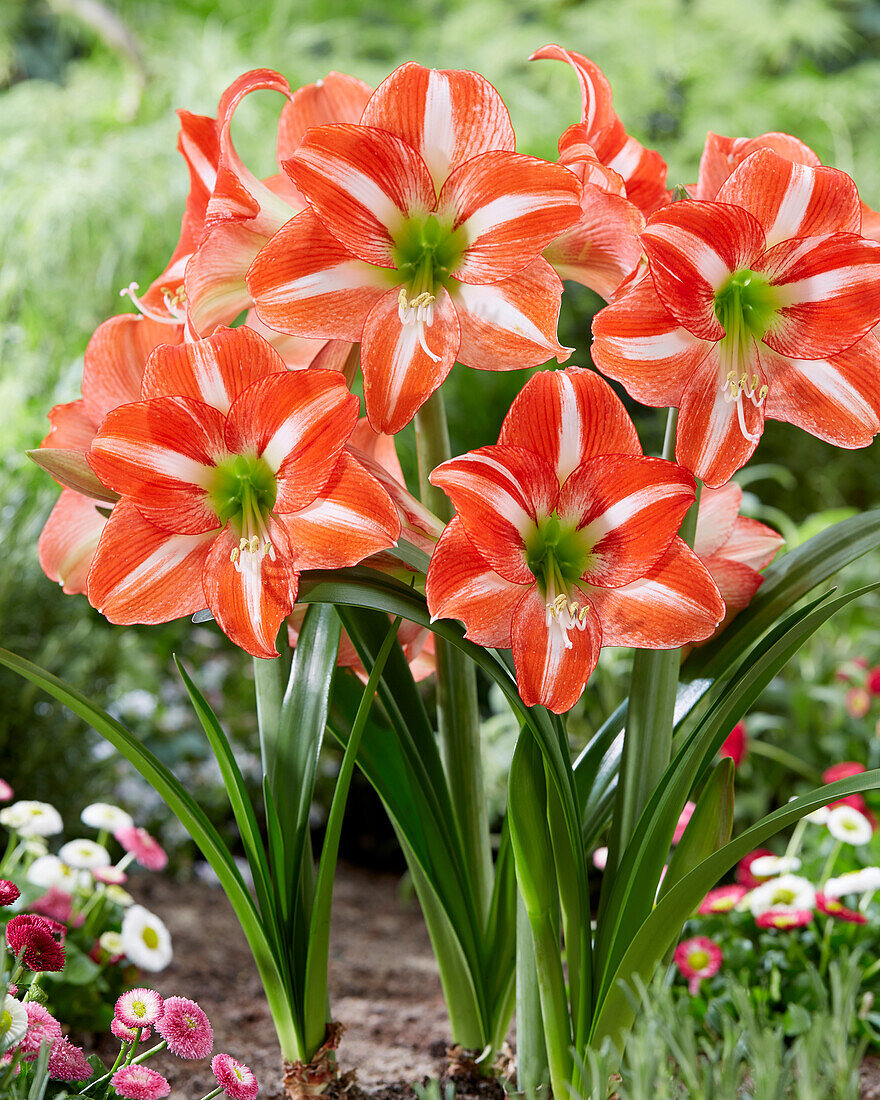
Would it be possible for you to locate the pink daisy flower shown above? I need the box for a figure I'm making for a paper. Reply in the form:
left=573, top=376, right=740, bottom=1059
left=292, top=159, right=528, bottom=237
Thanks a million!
left=0, top=780, right=12, bottom=802
left=111, top=1017, right=152, bottom=1043
left=212, top=1053, right=260, bottom=1100
left=868, top=667, right=880, bottom=695
left=816, top=891, right=867, bottom=924
left=5, top=914, right=65, bottom=972
left=15, top=1003, right=62, bottom=1061
left=115, top=988, right=164, bottom=1029
left=155, top=996, right=213, bottom=1059
left=47, top=1037, right=93, bottom=1081
left=755, top=909, right=813, bottom=930
left=0, top=880, right=20, bottom=907
left=93, top=865, right=128, bottom=886
left=674, top=936, right=723, bottom=995
left=673, top=801, right=696, bottom=845
left=111, top=1065, right=170, bottom=1099
left=698, top=884, right=748, bottom=914
left=30, top=886, right=75, bottom=925
left=113, top=827, right=168, bottom=872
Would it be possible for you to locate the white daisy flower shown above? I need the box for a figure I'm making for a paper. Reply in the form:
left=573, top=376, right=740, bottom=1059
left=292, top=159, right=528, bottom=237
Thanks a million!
left=81, top=803, right=134, bottom=833
left=805, top=806, right=830, bottom=825
left=21, top=838, right=48, bottom=858
left=59, top=839, right=111, bottom=871
left=27, top=854, right=79, bottom=892
left=0, top=801, right=63, bottom=838
left=0, top=995, right=28, bottom=1053
left=826, top=805, right=874, bottom=847
left=747, top=874, right=816, bottom=916
left=749, top=855, right=802, bottom=878
left=121, top=906, right=173, bottom=971
left=98, top=931, right=124, bottom=956
left=106, top=884, right=134, bottom=908
left=825, top=867, right=880, bottom=898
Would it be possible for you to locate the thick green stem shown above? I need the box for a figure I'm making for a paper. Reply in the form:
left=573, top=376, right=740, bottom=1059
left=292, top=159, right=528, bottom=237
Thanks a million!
left=604, top=408, right=701, bottom=878
left=414, top=390, right=494, bottom=925
left=515, top=893, right=549, bottom=1097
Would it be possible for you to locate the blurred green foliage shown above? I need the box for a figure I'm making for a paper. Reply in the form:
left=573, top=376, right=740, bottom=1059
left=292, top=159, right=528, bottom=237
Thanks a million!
left=2, top=0, right=880, bottom=833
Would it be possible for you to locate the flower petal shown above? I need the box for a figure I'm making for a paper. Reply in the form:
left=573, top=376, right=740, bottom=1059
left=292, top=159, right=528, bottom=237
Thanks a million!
left=87, top=500, right=213, bottom=623
left=693, top=483, right=743, bottom=558
left=452, top=257, right=571, bottom=371
left=83, top=315, right=182, bottom=425
left=758, top=234, right=880, bottom=358
left=558, top=453, right=696, bottom=586
left=720, top=515, right=784, bottom=572
left=38, top=490, right=107, bottom=595
left=591, top=273, right=711, bottom=407
left=425, top=517, right=524, bottom=648
left=693, top=131, right=820, bottom=202
left=529, top=45, right=617, bottom=137
left=499, top=366, right=641, bottom=484
left=204, top=521, right=298, bottom=659
left=441, top=151, right=582, bottom=283
left=761, top=334, right=880, bottom=448
left=287, top=124, right=436, bottom=266
left=360, top=62, right=516, bottom=191
left=641, top=201, right=766, bottom=340
left=276, top=71, right=373, bottom=162
left=429, top=445, right=558, bottom=584
left=511, top=583, right=601, bottom=713
left=185, top=222, right=268, bottom=337
left=142, top=326, right=287, bottom=412
left=274, top=452, right=400, bottom=568
left=41, top=400, right=98, bottom=452
left=361, top=285, right=460, bottom=434
left=247, top=209, right=394, bottom=341
left=675, top=342, right=764, bottom=487
left=702, top=554, right=764, bottom=610
left=716, top=148, right=861, bottom=246
left=242, top=310, right=333, bottom=370
left=224, top=370, right=359, bottom=511
left=588, top=538, right=724, bottom=646
left=89, top=397, right=226, bottom=533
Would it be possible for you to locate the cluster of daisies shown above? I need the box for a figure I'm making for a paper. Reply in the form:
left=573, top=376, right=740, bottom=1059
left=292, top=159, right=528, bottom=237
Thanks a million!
left=0, top=787, right=173, bottom=978
left=674, top=761, right=880, bottom=997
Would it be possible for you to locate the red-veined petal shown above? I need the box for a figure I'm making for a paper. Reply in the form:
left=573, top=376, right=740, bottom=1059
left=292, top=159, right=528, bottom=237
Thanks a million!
left=277, top=71, right=373, bottom=162
left=430, top=445, right=558, bottom=584
left=761, top=334, right=880, bottom=448
left=642, top=201, right=766, bottom=340
left=693, top=483, right=743, bottom=558
left=544, top=185, right=644, bottom=300
left=441, top=151, right=582, bottom=283
left=38, top=490, right=107, bottom=595
left=287, top=124, right=436, bottom=266
left=591, top=274, right=711, bottom=407
left=452, top=258, right=571, bottom=371
left=675, top=342, right=764, bottom=487
left=348, top=416, right=406, bottom=486
left=529, top=45, right=616, bottom=136
left=693, top=131, right=820, bottom=202
left=703, top=554, right=765, bottom=610
left=83, top=315, right=182, bottom=425
left=347, top=442, right=444, bottom=554
left=89, top=397, right=226, bottom=533
left=588, top=538, right=724, bottom=646
left=558, top=453, right=695, bottom=586
left=557, top=125, right=627, bottom=195
left=720, top=515, right=784, bottom=572
left=184, top=221, right=266, bottom=337
left=759, top=234, right=880, bottom=358
left=425, top=517, right=524, bottom=648
left=87, top=499, right=214, bottom=623
left=360, top=62, right=516, bottom=191
left=204, top=520, right=298, bottom=659
left=224, top=369, right=358, bottom=511
left=274, top=452, right=400, bottom=568
left=41, top=401, right=98, bottom=452
left=511, top=583, right=601, bottom=713
left=361, top=285, right=459, bottom=434
left=242, top=310, right=333, bottom=370
left=247, top=209, right=394, bottom=341
left=499, top=366, right=641, bottom=483
left=142, top=326, right=287, bottom=412
left=716, top=149, right=861, bottom=246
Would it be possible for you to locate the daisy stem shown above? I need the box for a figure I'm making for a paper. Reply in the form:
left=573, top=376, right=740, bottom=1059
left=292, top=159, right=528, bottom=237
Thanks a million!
left=98, top=1042, right=130, bottom=1100
left=197, top=1090, right=223, bottom=1100
left=819, top=840, right=844, bottom=887
left=783, top=818, right=808, bottom=861
left=414, top=390, right=493, bottom=930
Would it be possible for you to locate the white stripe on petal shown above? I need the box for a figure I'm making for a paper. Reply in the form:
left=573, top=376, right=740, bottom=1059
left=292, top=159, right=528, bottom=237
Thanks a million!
left=556, top=372, right=584, bottom=484
left=461, top=192, right=574, bottom=243
left=261, top=388, right=341, bottom=471
left=453, top=281, right=554, bottom=347
left=298, top=149, right=406, bottom=236
left=98, top=439, right=214, bottom=487
left=580, top=482, right=688, bottom=543
left=766, top=163, right=814, bottom=246
left=422, top=70, right=455, bottom=190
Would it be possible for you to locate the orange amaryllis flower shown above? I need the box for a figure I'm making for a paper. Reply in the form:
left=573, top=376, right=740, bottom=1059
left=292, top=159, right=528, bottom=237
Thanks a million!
left=426, top=368, right=724, bottom=713
left=38, top=315, right=184, bottom=594
left=592, top=149, right=880, bottom=486
left=247, top=62, right=583, bottom=434
left=86, top=327, right=400, bottom=658
left=530, top=45, right=669, bottom=216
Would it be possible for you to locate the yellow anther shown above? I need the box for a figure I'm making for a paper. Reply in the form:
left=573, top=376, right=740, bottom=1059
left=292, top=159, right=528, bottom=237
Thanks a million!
left=230, top=547, right=239, bottom=563
left=759, top=385, right=768, bottom=400
left=397, top=288, right=409, bottom=310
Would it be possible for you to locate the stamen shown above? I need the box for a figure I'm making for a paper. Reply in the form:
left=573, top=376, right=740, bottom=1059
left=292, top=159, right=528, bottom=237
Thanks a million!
left=543, top=576, right=590, bottom=649
left=120, top=282, right=187, bottom=325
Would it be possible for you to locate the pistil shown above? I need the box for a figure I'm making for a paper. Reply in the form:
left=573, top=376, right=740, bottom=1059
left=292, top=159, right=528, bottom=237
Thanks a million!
left=120, top=282, right=188, bottom=325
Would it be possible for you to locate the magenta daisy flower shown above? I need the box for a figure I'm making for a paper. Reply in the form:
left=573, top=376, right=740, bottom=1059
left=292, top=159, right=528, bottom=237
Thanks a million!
left=111, top=1065, right=171, bottom=1099
left=698, top=884, right=748, bottom=914
left=15, top=1003, right=62, bottom=1061
left=111, top=1017, right=152, bottom=1043
left=755, top=909, right=813, bottom=930
left=5, top=914, right=65, bottom=972
left=115, top=988, right=164, bottom=1029
left=673, top=935, right=723, bottom=995
left=816, top=891, right=868, bottom=924
left=0, top=880, right=20, bottom=907
left=155, top=996, right=213, bottom=1059
left=47, top=1037, right=93, bottom=1082
left=212, top=1052, right=260, bottom=1100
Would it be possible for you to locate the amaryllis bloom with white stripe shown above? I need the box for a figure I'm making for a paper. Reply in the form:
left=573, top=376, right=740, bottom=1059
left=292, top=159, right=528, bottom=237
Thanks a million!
left=86, top=326, right=400, bottom=658
left=592, top=149, right=880, bottom=486
left=425, top=367, right=724, bottom=713
left=248, top=62, right=583, bottom=434
left=530, top=45, right=669, bottom=216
